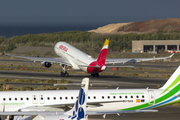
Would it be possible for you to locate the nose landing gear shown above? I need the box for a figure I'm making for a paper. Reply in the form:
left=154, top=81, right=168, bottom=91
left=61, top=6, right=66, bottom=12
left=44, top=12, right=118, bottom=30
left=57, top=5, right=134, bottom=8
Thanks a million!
left=60, top=64, right=69, bottom=77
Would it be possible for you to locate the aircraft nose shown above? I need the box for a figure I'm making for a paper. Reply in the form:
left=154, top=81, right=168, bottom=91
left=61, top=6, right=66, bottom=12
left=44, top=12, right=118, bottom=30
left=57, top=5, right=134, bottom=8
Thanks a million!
left=54, top=42, right=61, bottom=49
left=54, top=42, right=60, bottom=53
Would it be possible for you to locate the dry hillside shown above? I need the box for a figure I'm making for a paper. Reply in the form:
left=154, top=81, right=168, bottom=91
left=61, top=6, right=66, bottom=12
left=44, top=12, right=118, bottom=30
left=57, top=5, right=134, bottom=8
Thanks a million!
left=89, top=18, right=180, bottom=34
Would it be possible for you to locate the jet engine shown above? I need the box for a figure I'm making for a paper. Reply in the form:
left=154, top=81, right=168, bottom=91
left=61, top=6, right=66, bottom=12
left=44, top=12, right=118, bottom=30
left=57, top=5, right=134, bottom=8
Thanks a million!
left=41, top=62, right=52, bottom=68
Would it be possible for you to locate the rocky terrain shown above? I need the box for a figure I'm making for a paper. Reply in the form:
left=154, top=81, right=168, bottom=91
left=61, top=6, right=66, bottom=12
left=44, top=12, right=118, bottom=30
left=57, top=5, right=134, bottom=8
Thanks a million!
left=89, top=18, right=180, bottom=34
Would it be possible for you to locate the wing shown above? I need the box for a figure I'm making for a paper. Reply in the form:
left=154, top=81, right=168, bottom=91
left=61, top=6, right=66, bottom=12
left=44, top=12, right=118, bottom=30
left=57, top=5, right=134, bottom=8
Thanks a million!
left=0, top=111, right=65, bottom=116
left=105, top=53, right=174, bottom=64
left=87, top=109, right=158, bottom=115
left=5, top=54, right=72, bottom=66
left=0, top=110, right=158, bottom=116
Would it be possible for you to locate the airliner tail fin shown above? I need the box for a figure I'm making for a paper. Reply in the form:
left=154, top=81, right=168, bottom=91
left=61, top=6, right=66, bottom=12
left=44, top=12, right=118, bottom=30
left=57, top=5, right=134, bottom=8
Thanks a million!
left=160, top=66, right=180, bottom=94
left=65, top=78, right=89, bottom=119
left=97, top=39, right=109, bottom=65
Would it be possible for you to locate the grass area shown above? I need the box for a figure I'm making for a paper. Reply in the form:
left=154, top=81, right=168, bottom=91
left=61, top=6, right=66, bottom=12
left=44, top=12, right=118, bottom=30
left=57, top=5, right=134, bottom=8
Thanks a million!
left=0, top=78, right=72, bottom=84
left=172, top=102, right=180, bottom=106
left=118, top=67, right=174, bottom=72
left=100, top=71, right=171, bottom=79
left=0, top=78, right=72, bottom=91
left=0, top=83, right=67, bottom=91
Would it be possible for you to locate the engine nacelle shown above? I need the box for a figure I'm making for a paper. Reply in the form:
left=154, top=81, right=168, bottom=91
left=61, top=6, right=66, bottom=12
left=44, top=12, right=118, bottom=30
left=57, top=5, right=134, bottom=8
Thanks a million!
left=41, top=62, right=52, bottom=68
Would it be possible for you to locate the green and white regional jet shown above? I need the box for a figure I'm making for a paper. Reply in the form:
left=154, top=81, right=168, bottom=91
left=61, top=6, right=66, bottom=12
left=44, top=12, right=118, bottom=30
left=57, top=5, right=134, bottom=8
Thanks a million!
left=0, top=66, right=180, bottom=119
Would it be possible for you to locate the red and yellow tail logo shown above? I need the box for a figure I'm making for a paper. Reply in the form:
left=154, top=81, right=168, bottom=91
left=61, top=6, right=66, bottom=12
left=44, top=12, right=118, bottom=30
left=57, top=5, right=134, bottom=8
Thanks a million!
left=97, top=39, right=109, bottom=65
left=102, top=39, right=109, bottom=50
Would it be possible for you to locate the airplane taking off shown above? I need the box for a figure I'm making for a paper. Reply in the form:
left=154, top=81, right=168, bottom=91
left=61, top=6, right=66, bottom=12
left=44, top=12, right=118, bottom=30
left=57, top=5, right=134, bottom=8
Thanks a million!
left=1, top=66, right=180, bottom=119
left=6, top=39, right=174, bottom=77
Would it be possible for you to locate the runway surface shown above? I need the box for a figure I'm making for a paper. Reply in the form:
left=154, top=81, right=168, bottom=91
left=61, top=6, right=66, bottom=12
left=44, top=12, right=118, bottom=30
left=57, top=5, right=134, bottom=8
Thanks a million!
left=0, top=70, right=167, bottom=89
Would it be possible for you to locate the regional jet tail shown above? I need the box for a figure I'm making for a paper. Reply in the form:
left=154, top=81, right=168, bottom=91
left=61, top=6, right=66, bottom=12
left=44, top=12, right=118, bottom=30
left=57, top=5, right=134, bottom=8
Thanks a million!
left=5, top=39, right=174, bottom=77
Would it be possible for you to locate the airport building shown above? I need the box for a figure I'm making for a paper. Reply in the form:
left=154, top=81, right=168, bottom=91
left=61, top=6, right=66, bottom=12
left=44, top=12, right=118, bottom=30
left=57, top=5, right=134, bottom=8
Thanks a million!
left=132, top=40, right=180, bottom=53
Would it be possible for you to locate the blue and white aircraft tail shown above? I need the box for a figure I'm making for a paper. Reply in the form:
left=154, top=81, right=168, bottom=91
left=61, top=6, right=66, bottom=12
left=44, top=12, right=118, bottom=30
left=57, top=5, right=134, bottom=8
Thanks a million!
left=63, top=78, right=89, bottom=120
left=44, top=78, right=89, bottom=120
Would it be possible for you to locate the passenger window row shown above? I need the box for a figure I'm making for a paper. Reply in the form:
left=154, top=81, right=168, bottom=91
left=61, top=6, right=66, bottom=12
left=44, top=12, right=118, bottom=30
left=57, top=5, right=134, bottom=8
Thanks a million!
left=3, top=97, right=29, bottom=101
left=3, top=95, right=145, bottom=101
left=89, top=95, right=144, bottom=99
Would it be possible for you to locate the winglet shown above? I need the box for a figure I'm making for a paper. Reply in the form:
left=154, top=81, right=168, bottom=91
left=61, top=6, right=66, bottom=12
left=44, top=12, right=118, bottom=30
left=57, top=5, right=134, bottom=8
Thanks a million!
left=169, top=53, right=174, bottom=58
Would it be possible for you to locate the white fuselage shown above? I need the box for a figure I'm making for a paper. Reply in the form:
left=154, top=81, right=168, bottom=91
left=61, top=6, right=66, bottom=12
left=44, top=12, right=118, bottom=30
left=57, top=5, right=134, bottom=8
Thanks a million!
left=54, top=42, right=95, bottom=72
left=1, top=88, right=177, bottom=112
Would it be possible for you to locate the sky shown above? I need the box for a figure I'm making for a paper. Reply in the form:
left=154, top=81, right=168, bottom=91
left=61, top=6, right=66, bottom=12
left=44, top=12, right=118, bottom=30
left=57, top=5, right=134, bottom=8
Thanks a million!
left=0, top=0, right=180, bottom=26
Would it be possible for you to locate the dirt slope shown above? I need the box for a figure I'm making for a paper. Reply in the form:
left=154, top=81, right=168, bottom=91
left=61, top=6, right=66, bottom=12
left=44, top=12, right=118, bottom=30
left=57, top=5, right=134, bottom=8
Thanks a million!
left=89, top=18, right=180, bottom=34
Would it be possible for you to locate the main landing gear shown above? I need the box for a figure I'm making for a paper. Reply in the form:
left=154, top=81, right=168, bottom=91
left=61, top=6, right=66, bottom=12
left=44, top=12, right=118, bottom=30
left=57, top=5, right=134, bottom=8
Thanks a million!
left=61, top=71, right=69, bottom=77
left=60, top=64, right=69, bottom=77
left=91, top=73, right=99, bottom=77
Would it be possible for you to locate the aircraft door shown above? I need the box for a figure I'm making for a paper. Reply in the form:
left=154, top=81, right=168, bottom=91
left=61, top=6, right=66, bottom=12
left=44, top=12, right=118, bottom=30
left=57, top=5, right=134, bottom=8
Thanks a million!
left=148, top=90, right=155, bottom=105
left=32, top=95, right=38, bottom=104
left=39, top=95, right=45, bottom=104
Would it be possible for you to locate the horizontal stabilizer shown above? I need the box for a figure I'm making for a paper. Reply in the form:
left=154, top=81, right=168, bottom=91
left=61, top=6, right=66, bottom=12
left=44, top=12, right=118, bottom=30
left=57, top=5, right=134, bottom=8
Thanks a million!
left=79, top=65, right=133, bottom=68
left=79, top=65, right=101, bottom=68
left=106, top=66, right=134, bottom=68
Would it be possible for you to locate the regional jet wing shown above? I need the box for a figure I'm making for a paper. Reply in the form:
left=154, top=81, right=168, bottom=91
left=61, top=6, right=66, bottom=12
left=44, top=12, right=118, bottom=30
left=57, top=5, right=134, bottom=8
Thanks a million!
left=86, top=109, right=158, bottom=115
left=0, top=111, right=65, bottom=116
left=5, top=54, right=72, bottom=66
left=11, top=100, right=135, bottom=112
left=0, top=110, right=158, bottom=116
left=105, top=53, right=174, bottom=64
